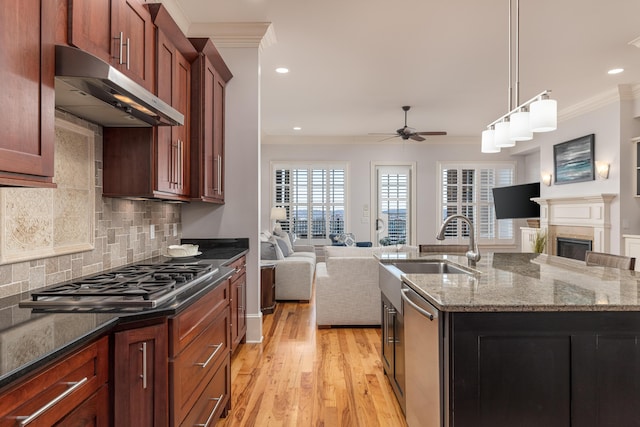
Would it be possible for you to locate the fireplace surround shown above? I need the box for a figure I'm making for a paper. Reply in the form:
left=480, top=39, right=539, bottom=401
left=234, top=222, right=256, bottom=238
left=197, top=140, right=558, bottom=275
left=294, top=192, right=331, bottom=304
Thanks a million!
left=533, top=194, right=615, bottom=256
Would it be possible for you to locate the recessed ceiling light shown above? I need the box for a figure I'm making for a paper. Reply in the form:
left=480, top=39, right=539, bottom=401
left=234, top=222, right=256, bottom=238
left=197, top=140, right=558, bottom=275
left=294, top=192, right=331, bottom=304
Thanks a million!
left=293, top=127, right=301, bottom=131
left=276, top=67, right=289, bottom=74
left=608, top=68, right=624, bottom=75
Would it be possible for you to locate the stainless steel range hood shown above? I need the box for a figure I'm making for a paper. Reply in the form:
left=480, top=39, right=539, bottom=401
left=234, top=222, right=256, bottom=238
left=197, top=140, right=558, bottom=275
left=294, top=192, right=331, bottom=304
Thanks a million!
left=54, top=45, right=183, bottom=127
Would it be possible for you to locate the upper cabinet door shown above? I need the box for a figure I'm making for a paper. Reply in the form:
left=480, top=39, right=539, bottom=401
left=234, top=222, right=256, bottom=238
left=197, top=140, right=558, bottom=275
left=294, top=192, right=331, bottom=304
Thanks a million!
left=69, top=0, right=154, bottom=91
left=0, top=0, right=55, bottom=187
left=114, top=0, right=155, bottom=90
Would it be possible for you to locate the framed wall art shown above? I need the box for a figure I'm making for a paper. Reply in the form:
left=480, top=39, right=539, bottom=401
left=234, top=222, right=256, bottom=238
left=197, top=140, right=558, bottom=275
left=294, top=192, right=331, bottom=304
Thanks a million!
left=553, top=134, right=595, bottom=185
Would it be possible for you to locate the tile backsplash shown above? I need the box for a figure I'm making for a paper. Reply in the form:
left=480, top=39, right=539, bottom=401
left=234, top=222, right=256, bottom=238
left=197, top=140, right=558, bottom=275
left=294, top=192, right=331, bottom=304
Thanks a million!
left=0, top=112, right=181, bottom=298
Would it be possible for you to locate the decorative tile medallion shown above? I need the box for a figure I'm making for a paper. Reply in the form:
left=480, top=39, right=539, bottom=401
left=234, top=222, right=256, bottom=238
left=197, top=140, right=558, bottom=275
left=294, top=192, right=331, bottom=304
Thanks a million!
left=0, top=118, right=95, bottom=264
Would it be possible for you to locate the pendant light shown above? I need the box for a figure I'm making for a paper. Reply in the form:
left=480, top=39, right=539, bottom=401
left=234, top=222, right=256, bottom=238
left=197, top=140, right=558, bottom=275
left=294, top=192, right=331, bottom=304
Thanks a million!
left=481, top=0, right=557, bottom=152
left=530, top=93, right=557, bottom=132
left=482, top=126, right=500, bottom=153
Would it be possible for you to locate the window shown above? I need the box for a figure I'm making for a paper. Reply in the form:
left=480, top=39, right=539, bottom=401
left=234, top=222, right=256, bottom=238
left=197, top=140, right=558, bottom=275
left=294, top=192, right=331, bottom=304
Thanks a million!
left=272, top=162, right=347, bottom=244
left=438, top=162, right=515, bottom=245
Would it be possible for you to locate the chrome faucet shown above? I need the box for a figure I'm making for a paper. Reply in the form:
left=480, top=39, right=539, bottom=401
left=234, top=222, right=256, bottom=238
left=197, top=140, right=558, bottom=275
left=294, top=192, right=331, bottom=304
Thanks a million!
left=436, top=214, right=481, bottom=266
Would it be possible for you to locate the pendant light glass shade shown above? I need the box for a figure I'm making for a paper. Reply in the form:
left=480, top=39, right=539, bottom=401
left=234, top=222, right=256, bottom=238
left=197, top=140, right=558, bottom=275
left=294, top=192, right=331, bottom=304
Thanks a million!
left=481, top=128, right=500, bottom=153
left=509, top=109, right=533, bottom=141
left=530, top=97, right=557, bottom=132
left=494, top=121, right=514, bottom=148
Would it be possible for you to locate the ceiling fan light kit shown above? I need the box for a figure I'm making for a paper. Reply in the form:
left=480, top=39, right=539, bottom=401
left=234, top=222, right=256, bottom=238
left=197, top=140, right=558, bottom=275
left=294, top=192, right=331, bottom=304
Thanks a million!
left=481, top=0, right=557, bottom=153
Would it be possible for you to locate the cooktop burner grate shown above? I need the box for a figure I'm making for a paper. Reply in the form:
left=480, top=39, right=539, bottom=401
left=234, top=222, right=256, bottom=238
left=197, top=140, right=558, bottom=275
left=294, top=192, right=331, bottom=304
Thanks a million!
left=22, top=262, right=219, bottom=308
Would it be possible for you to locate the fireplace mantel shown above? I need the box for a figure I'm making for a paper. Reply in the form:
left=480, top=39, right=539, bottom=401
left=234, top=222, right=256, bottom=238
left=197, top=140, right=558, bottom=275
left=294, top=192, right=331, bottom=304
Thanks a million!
left=532, top=194, right=616, bottom=254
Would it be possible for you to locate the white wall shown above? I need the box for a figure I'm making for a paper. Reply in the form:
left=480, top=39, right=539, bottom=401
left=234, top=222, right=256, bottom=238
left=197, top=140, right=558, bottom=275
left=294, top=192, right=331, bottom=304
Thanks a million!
left=261, top=138, right=523, bottom=246
left=182, top=46, right=263, bottom=342
left=512, top=89, right=640, bottom=254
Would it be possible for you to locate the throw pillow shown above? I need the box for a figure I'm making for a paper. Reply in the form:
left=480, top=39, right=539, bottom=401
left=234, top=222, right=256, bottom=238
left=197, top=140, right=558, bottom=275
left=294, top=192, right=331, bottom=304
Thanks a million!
left=274, top=235, right=291, bottom=257
left=268, top=236, right=285, bottom=259
left=276, top=232, right=294, bottom=253
left=260, top=241, right=278, bottom=260
left=287, top=231, right=298, bottom=252
left=343, top=234, right=356, bottom=247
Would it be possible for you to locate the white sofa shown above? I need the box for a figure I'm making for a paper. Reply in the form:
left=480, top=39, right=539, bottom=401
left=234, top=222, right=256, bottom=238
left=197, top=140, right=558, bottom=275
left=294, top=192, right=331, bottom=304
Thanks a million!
left=273, top=244, right=316, bottom=301
left=260, top=231, right=317, bottom=301
left=315, top=245, right=417, bottom=327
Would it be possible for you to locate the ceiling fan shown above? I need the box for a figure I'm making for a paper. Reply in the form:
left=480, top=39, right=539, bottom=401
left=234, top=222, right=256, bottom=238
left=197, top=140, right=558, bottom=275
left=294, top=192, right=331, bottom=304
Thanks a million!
left=372, top=106, right=447, bottom=141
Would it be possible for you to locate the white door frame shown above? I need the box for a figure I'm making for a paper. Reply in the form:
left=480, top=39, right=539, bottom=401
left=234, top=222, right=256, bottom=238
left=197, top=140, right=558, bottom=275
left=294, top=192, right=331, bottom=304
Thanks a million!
left=370, top=161, right=417, bottom=246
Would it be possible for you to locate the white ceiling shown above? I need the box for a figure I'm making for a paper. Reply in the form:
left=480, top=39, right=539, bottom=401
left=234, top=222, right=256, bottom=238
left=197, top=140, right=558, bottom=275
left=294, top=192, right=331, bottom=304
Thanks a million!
left=175, top=0, right=640, bottom=141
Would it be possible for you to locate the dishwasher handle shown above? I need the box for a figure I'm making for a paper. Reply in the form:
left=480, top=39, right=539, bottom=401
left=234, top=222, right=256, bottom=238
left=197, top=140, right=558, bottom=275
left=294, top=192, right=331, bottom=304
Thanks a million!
left=401, top=287, right=438, bottom=321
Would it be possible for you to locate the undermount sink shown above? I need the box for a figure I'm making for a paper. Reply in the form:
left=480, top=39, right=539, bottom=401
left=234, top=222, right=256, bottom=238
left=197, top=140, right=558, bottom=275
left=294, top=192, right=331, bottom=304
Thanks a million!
left=390, top=261, right=469, bottom=275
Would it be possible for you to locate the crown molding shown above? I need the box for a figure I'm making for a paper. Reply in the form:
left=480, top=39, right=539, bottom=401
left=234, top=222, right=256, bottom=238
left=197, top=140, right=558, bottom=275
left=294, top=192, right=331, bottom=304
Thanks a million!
left=149, top=0, right=191, bottom=34
left=187, top=22, right=276, bottom=49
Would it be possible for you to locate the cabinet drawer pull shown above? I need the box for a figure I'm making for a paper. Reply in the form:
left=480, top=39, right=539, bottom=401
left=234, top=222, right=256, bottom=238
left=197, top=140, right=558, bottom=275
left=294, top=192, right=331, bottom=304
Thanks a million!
left=216, top=155, right=222, bottom=195
left=140, top=342, right=148, bottom=389
left=194, top=394, right=224, bottom=427
left=16, top=377, right=89, bottom=426
left=125, top=37, right=130, bottom=70
left=114, top=32, right=124, bottom=64
left=194, top=343, right=223, bottom=369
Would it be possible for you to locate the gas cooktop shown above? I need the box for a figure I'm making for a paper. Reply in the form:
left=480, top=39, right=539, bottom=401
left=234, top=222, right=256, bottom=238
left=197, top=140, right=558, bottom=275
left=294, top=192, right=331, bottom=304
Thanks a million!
left=19, top=262, right=219, bottom=310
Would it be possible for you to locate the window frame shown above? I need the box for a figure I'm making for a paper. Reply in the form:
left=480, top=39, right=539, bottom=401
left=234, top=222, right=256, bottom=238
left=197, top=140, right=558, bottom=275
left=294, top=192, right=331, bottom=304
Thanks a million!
left=271, top=161, right=349, bottom=245
left=436, top=161, right=516, bottom=246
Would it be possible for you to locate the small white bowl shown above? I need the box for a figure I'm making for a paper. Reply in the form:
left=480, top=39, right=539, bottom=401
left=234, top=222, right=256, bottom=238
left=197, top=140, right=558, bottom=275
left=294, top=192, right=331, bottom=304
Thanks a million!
left=167, top=244, right=200, bottom=257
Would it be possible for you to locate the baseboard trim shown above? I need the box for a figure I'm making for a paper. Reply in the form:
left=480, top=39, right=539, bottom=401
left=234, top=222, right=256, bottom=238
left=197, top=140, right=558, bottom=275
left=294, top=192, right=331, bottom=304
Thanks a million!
left=245, top=312, right=264, bottom=343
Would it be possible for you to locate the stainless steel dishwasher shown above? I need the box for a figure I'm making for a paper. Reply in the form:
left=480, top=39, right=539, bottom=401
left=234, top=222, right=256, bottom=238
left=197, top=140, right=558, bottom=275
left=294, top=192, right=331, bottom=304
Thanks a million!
left=401, top=282, right=442, bottom=427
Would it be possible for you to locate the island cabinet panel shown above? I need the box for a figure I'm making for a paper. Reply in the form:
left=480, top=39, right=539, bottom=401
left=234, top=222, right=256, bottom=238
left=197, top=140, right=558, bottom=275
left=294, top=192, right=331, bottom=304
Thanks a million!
left=113, top=321, right=168, bottom=427
left=0, top=0, right=55, bottom=187
left=448, top=311, right=640, bottom=427
left=69, top=0, right=155, bottom=91
left=0, top=336, right=109, bottom=426
left=168, top=280, right=231, bottom=426
left=189, top=38, right=233, bottom=203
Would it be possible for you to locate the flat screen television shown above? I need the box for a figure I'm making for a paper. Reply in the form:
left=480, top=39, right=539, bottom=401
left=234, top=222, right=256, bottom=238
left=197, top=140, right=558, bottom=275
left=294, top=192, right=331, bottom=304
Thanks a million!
left=492, top=182, right=540, bottom=219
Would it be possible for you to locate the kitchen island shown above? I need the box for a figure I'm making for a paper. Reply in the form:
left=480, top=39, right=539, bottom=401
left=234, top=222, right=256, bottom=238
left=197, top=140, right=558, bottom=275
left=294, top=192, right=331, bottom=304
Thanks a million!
left=379, top=251, right=640, bottom=427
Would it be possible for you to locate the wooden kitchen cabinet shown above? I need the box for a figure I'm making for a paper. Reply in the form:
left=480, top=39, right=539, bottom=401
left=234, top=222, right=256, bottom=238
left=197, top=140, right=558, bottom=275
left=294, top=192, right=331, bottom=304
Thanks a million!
left=113, top=321, right=168, bottom=427
left=0, top=0, right=56, bottom=187
left=68, top=0, right=155, bottom=91
left=103, top=4, right=197, bottom=201
left=152, top=8, right=195, bottom=197
left=189, top=38, right=233, bottom=203
left=0, top=336, right=109, bottom=426
left=228, top=256, right=247, bottom=352
left=169, top=280, right=231, bottom=426
left=260, top=263, right=276, bottom=314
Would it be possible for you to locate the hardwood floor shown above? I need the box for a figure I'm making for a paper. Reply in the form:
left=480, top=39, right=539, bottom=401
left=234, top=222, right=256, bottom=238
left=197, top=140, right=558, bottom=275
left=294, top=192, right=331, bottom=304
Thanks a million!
left=218, top=297, right=407, bottom=427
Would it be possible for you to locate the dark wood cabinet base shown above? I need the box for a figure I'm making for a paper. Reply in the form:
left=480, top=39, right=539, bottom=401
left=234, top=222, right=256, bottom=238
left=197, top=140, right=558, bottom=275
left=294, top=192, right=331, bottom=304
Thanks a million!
left=448, top=311, right=640, bottom=427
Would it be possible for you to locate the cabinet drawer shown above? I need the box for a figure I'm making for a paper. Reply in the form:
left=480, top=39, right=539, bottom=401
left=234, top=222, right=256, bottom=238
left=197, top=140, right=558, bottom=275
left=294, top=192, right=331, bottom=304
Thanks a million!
left=169, top=280, right=229, bottom=355
left=0, top=336, right=108, bottom=427
left=227, top=256, right=246, bottom=280
left=171, top=306, right=230, bottom=425
left=179, top=353, right=230, bottom=427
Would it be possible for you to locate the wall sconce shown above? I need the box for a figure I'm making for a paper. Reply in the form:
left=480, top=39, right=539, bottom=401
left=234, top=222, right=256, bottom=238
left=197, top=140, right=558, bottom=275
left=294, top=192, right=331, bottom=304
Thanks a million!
left=541, top=173, right=552, bottom=186
left=595, top=161, right=610, bottom=179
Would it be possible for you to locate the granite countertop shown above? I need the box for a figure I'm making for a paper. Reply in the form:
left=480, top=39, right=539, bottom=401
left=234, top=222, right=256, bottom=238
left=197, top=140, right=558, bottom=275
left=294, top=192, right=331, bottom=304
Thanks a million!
left=378, top=252, right=640, bottom=312
left=0, top=238, right=249, bottom=390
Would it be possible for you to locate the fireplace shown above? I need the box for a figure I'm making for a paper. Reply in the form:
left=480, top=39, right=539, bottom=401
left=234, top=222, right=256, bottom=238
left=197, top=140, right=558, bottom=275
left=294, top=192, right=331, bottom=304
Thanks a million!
left=534, top=194, right=616, bottom=255
left=557, top=237, right=592, bottom=261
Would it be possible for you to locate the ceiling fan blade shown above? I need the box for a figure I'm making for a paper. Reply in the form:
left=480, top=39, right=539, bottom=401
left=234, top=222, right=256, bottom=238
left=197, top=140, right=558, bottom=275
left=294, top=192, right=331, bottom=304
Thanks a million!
left=416, top=131, right=447, bottom=136
left=368, top=133, right=397, bottom=136
left=377, top=135, right=400, bottom=142
left=409, top=134, right=426, bottom=142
